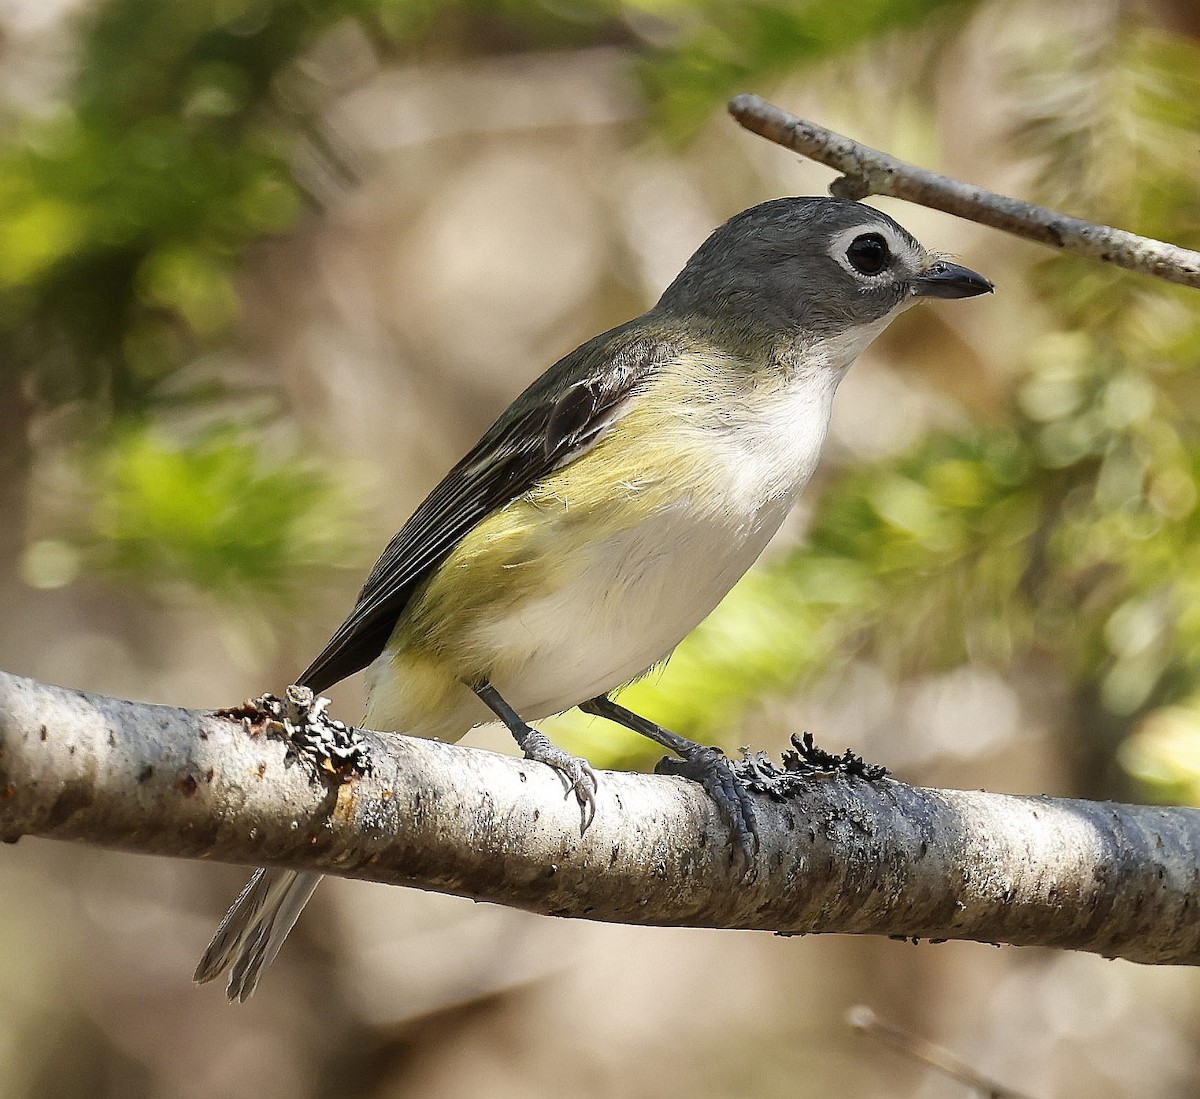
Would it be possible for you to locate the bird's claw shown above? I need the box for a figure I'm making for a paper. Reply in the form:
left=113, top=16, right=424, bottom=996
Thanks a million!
left=657, top=745, right=758, bottom=876
left=521, top=730, right=598, bottom=833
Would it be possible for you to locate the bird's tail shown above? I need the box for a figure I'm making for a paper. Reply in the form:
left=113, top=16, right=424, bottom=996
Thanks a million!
left=193, top=868, right=323, bottom=1001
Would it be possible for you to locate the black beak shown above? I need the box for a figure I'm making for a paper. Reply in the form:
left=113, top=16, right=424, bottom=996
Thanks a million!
left=913, top=260, right=994, bottom=300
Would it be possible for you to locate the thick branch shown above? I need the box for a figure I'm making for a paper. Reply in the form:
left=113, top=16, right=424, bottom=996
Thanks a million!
left=728, top=93, right=1200, bottom=289
left=2, top=669, right=1199, bottom=964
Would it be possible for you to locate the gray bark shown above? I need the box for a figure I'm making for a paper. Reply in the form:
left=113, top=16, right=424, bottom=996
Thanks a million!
left=2, top=668, right=1199, bottom=965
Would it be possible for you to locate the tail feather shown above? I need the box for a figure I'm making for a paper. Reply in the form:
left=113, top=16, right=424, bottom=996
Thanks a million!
left=194, top=868, right=323, bottom=1001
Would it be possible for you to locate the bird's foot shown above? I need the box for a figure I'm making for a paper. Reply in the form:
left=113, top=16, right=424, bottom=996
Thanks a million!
left=521, top=729, right=598, bottom=833
left=656, top=744, right=759, bottom=876
left=474, top=680, right=598, bottom=831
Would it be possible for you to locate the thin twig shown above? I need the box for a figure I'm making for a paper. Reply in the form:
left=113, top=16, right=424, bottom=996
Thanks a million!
left=728, top=93, right=1200, bottom=289
left=847, top=1006, right=1040, bottom=1099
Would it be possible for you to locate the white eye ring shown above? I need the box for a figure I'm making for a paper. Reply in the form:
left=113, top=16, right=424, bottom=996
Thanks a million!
left=829, top=224, right=919, bottom=283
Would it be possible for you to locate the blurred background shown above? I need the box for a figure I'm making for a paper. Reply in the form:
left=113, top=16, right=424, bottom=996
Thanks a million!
left=0, top=0, right=1198, bottom=1095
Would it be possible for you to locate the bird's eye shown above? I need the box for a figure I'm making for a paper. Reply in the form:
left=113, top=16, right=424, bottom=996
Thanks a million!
left=846, top=233, right=890, bottom=276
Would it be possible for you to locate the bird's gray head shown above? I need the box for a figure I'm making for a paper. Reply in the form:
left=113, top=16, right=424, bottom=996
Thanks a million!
left=656, top=197, right=992, bottom=346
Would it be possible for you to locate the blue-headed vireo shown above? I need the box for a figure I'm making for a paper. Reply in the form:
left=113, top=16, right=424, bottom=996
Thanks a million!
left=196, top=196, right=992, bottom=999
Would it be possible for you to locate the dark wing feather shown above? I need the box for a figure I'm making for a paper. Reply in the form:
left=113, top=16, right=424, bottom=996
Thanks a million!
left=297, top=320, right=678, bottom=693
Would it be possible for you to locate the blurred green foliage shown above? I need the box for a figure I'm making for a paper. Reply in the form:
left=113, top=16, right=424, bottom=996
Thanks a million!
left=638, top=0, right=981, bottom=141
left=89, top=425, right=357, bottom=603
left=4, top=0, right=1200, bottom=798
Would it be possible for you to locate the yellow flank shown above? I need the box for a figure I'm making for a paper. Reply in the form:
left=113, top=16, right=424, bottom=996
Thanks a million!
left=382, top=348, right=751, bottom=693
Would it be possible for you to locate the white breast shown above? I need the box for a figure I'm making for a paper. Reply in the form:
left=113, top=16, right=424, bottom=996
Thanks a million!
left=480, top=358, right=846, bottom=719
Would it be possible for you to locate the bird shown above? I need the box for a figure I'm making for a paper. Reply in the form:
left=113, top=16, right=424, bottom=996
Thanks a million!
left=194, top=196, right=992, bottom=1000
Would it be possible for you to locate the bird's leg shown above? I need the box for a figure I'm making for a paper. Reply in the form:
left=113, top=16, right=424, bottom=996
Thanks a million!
left=580, top=694, right=758, bottom=872
left=473, top=681, right=597, bottom=831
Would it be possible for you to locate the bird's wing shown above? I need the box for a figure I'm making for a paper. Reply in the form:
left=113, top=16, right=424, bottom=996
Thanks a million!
left=297, top=320, right=680, bottom=693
